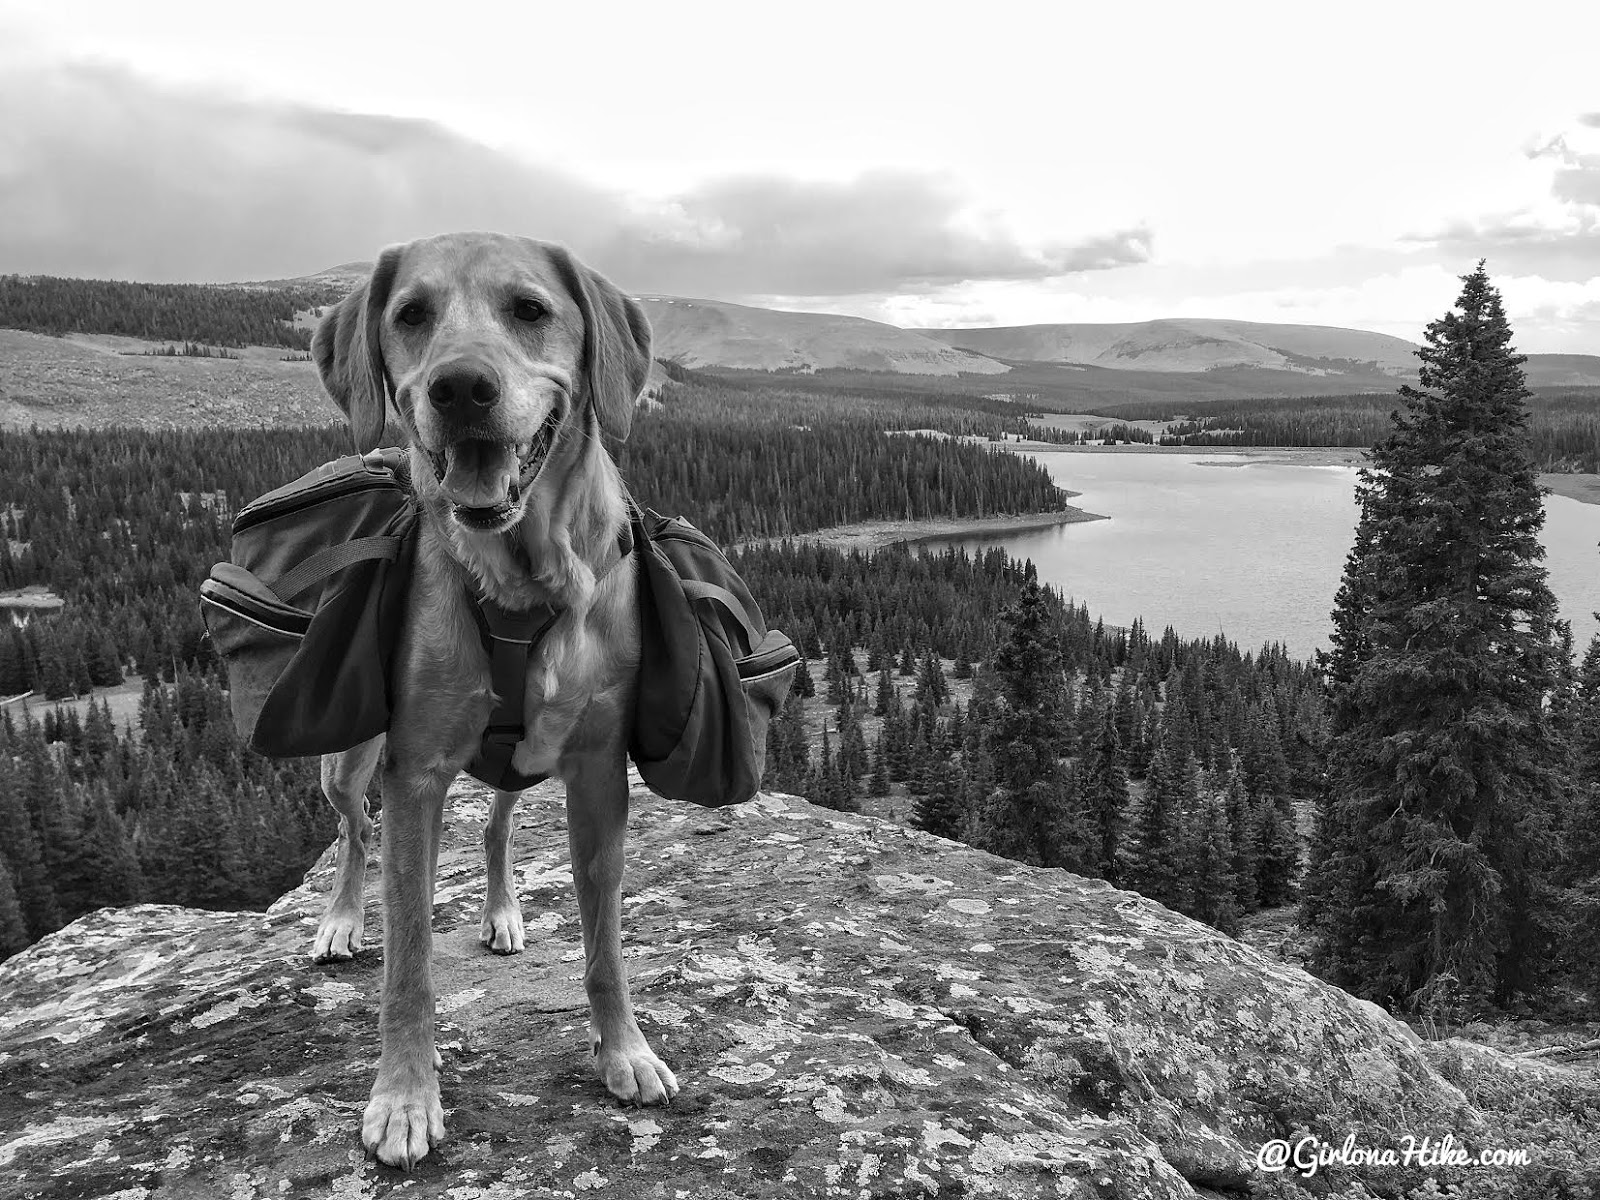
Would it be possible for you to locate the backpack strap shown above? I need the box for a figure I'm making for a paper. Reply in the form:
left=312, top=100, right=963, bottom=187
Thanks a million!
left=464, top=519, right=637, bottom=790
left=679, top=578, right=762, bottom=647
left=273, top=534, right=405, bottom=603
left=470, top=596, right=562, bottom=789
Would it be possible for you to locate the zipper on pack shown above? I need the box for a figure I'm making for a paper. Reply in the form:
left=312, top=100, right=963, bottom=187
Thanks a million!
left=200, top=584, right=313, bottom=637
left=737, top=639, right=799, bottom=680
left=233, top=476, right=402, bottom=535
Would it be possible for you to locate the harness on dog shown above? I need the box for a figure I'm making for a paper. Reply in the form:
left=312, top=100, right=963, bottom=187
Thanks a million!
left=462, top=522, right=633, bottom=792
left=200, top=449, right=799, bottom=808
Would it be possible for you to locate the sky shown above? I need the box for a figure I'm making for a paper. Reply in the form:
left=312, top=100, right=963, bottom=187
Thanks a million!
left=1, top=0, right=1598, bottom=351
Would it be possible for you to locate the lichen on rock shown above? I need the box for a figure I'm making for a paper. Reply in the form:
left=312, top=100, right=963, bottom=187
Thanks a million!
left=0, top=776, right=1581, bottom=1198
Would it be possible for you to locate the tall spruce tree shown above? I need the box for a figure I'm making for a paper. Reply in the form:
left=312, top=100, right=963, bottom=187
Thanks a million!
left=1253, top=792, right=1299, bottom=907
left=912, top=760, right=966, bottom=841
left=970, top=578, right=1075, bottom=867
left=1182, top=784, right=1240, bottom=934
left=1221, top=753, right=1259, bottom=913
left=792, top=655, right=815, bottom=700
left=0, top=859, right=28, bottom=960
left=915, top=647, right=950, bottom=711
left=1559, top=636, right=1600, bottom=994
left=1080, top=703, right=1129, bottom=884
left=1129, top=738, right=1188, bottom=908
left=1303, top=263, right=1566, bottom=1007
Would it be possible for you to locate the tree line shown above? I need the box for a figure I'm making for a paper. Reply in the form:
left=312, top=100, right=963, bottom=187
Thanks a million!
left=755, top=551, right=1319, bottom=935
left=0, top=275, right=336, bottom=349
left=0, top=376, right=1070, bottom=699
left=1089, top=388, right=1600, bottom=471
left=0, top=673, right=329, bottom=959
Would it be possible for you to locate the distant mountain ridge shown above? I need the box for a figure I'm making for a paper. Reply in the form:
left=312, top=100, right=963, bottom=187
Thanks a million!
left=638, top=296, right=1008, bottom=377
left=259, top=263, right=1599, bottom=390
left=915, top=317, right=1422, bottom=377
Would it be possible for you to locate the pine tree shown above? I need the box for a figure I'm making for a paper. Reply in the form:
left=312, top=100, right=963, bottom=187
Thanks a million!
left=868, top=732, right=889, bottom=796
left=0, top=858, right=28, bottom=960
left=1080, top=703, right=1129, bottom=884
left=38, top=647, right=71, bottom=701
left=1556, top=635, right=1600, bottom=994
left=87, top=630, right=124, bottom=688
left=792, top=655, right=815, bottom=700
left=883, top=703, right=912, bottom=782
left=811, top=727, right=841, bottom=811
left=1182, top=785, right=1239, bottom=934
left=915, top=647, right=949, bottom=711
left=0, top=629, right=26, bottom=695
left=1242, top=706, right=1290, bottom=802
left=77, top=785, right=145, bottom=908
left=0, top=770, right=62, bottom=939
left=1221, top=754, right=1260, bottom=912
left=1304, top=263, right=1566, bottom=1007
left=970, top=579, right=1075, bottom=867
left=1255, top=793, right=1299, bottom=907
left=903, top=721, right=934, bottom=797
left=1129, top=739, right=1187, bottom=908
left=823, top=647, right=844, bottom=705
left=912, top=760, right=965, bottom=841
left=834, top=692, right=869, bottom=783
left=874, top=665, right=896, bottom=717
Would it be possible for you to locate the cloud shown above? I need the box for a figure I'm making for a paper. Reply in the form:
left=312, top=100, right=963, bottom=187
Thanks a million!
left=1553, top=166, right=1600, bottom=207
left=1404, top=213, right=1600, bottom=282
left=0, top=61, right=1146, bottom=297
left=0, top=62, right=628, bottom=283
left=599, top=174, right=1150, bottom=297
left=1405, top=114, right=1600, bottom=281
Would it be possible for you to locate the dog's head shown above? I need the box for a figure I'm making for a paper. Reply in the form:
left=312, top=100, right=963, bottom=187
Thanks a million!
left=313, top=232, right=651, bottom=534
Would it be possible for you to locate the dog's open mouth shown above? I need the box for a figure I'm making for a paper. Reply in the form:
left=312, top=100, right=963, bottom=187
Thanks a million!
left=427, top=410, right=563, bottom=531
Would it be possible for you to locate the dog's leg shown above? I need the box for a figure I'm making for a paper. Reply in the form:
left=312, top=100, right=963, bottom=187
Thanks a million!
left=564, top=749, right=678, bottom=1105
left=480, top=788, right=526, bottom=953
left=311, top=736, right=384, bottom=962
left=362, top=756, right=450, bottom=1170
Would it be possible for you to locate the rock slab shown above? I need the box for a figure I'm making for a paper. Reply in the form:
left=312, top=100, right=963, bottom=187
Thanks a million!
left=0, top=779, right=1573, bottom=1198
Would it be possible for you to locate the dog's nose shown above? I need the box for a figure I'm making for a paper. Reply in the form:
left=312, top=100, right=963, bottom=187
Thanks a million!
left=427, top=362, right=501, bottom=412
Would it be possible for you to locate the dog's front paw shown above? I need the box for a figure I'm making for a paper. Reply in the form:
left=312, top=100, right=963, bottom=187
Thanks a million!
left=362, top=1077, right=444, bottom=1170
left=478, top=902, right=526, bottom=955
left=592, top=1027, right=679, bottom=1105
left=311, top=909, right=364, bottom=961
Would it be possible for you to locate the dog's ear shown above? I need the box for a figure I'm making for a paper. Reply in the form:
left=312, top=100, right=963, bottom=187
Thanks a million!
left=311, top=246, right=403, bottom=452
left=548, top=245, right=652, bottom=443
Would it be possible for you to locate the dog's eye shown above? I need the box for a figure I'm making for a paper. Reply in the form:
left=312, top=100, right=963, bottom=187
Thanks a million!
left=513, top=298, right=546, bottom=323
left=397, top=302, right=428, bottom=327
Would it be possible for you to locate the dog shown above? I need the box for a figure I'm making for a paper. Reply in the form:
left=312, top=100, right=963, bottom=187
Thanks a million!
left=304, top=232, right=675, bottom=1169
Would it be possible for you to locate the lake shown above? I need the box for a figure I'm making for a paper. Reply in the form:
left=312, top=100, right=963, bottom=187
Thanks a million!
left=920, top=451, right=1600, bottom=660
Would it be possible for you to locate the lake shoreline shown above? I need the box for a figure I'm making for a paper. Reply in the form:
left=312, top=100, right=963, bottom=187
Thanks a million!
left=993, top=439, right=1600, bottom=506
left=736, top=503, right=1106, bottom=554
left=740, top=447, right=1600, bottom=556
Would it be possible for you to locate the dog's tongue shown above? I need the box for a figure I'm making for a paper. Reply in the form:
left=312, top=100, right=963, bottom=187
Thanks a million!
left=442, top=440, right=513, bottom=507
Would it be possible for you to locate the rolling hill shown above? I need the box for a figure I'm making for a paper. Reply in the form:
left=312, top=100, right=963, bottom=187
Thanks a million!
left=915, top=318, right=1420, bottom=377
left=257, top=263, right=1600, bottom=391
left=635, top=296, right=1008, bottom=376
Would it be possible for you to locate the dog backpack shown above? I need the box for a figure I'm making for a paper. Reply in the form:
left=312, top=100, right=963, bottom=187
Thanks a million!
left=201, top=451, right=797, bottom=807
left=199, top=448, right=418, bottom=757
left=626, top=504, right=800, bottom=808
